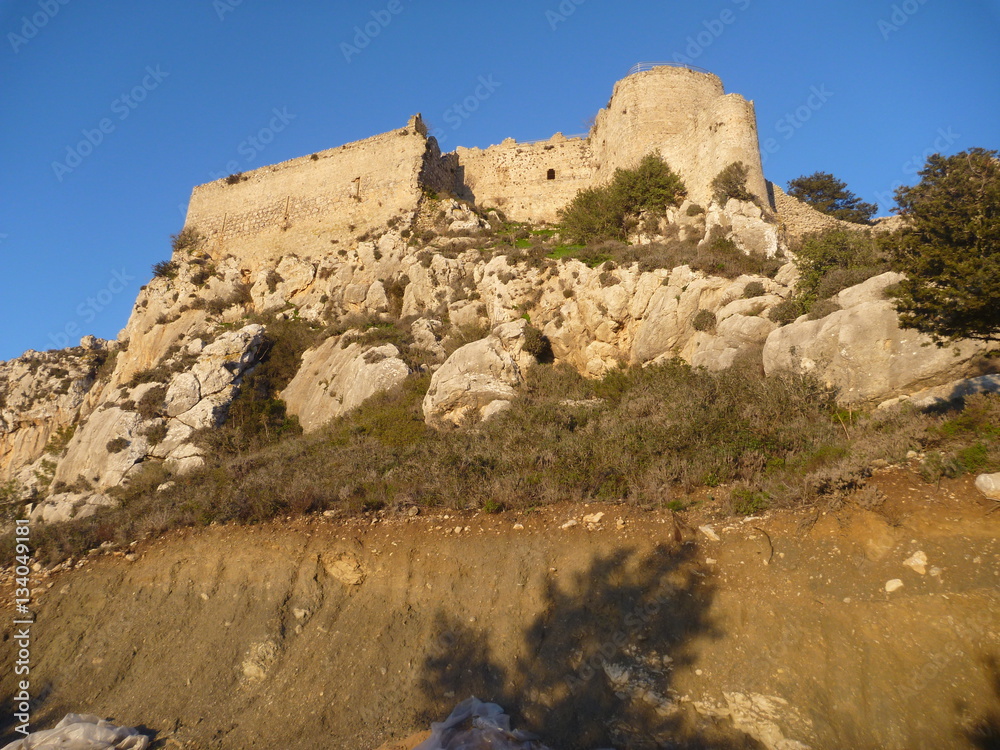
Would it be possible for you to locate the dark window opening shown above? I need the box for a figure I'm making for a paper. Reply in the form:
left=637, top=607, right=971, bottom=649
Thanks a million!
left=547, top=169, right=556, bottom=180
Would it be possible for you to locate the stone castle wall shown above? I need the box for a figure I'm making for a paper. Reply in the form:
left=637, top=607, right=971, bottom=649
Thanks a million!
left=454, top=135, right=596, bottom=224
left=183, top=66, right=771, bottom=244
left=184, top=115, right=434, bottom=255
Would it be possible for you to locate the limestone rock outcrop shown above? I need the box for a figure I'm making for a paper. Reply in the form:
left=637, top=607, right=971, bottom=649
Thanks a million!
left=48, top=324, right=266, bottom=494
left=282, top=338, right=410, bottom=432
left=975, top=473, right=1000, bottom=501
left=0, top=338, right=113, bottom=490
left=763, top=273, right=989, bottom=404
left=422, top=320, right=534, bottom=428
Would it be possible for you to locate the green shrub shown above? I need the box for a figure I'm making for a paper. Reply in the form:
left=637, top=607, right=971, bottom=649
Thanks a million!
left=144, top=422, right=169, bottom=446
left=769, top=298, right=807, bottom=325
left=106, top=437, right=129, bottom=454
left=730, top=486, right=770, bottom=515
left=265, top=270, right=282, bottom=293
left=794, top=228, right=888, bottom=303
left=152, top=260, right=178, bottom=279
left=171, top=227, right=204, bottom=254
left=807, top=298, right=842, bottom=321
left=690, top=234, right=782, bottom=279
left=522, top=325, right=553, bottom=362
left=692, top=309, right=717, bottom=333
left=742, top=281, right=766, bottom=299
left=136, top=386, right=167, bottom=420
left=711, top=161, right=754, bottom=205
left=686, top=203, right=705, bottom=216
left=45, top=425, right=77, bottom=455
left=225, top=173, right=244, bottom=185
left=559, top=154, right=686, bottom=243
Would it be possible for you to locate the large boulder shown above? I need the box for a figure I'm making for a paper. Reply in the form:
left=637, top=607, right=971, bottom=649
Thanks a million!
left=763, top=273, right=988, bottom=404
left=975, top=473, right=1000, bottom=501
left=281, top=338, right=410, bottom=432
left=422, top=320, right=534, bottom=428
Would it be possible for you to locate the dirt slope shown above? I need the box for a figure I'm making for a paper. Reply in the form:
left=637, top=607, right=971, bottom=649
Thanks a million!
left=1, top=469, right=999, bottom=749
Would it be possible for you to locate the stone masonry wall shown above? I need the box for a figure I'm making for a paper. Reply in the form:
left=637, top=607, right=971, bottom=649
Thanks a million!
left=182, top=67, right=772, bottom=248
left=455, top=135, right=596, bottom=224
left=590, top=66, right=769, bottom=210
left=184, top=115, right=432, bottom=254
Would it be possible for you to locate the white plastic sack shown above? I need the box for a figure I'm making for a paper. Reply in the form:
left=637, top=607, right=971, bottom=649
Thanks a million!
left=413, top=698, right=550, bottom=750
left=1, top=713, right=149, bottom=750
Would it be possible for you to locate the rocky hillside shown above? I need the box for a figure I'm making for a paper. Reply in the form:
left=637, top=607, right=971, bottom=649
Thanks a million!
left=0, top=189, right=995, bottom=526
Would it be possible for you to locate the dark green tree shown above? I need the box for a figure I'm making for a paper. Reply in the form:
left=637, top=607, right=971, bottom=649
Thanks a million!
left=787, top=171, right=878, bottom=224
left=711, top=161, right=754, bottom=204
left=559, top=153, right=686, bottom=243
left=888, top=148, right=1000, bottom=345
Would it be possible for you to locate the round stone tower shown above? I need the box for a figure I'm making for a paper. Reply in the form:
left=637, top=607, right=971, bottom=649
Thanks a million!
left=591, top=65, right=769, bottom=209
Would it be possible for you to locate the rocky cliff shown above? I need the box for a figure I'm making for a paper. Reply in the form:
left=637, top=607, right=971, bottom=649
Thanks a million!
left=0, top=191, right=992, bottom=525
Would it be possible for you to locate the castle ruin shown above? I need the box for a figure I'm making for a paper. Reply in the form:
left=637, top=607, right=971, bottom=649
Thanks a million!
left=184, top=64, right=768, bottom=259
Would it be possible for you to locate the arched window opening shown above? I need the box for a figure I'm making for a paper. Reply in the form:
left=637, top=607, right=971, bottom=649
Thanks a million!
left=546, top=169, right=556, bottom=180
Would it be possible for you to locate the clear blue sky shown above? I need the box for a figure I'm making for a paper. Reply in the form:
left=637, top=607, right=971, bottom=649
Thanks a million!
left=1, top=0, right=998, bottom=362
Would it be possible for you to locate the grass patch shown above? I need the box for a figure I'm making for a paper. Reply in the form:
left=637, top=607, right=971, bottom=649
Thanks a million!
left=19, top=348, right=1000, bottom=566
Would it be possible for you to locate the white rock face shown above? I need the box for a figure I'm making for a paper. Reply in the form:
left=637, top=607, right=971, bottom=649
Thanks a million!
left=0, top=342, right=111, bottom=486
left=281, top=338, right=410, bottom=432
left=422, top=320, right=534, bottom=428
left=763, top=273, right=988, bottom=404
left=30, top=491, right=115, bottom=524
left=879, top=373, right=1000, bottom=411
left=51, top=325, right=266, bottom=493
left=702, top=199, right=780, bottom=258
left=976, top=473, right=1000, bottom=501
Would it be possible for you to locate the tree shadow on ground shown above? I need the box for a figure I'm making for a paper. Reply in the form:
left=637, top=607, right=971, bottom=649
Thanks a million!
left=960, top=654, right=1000, bottom=750
left=417, top=542, right=762, bottom=749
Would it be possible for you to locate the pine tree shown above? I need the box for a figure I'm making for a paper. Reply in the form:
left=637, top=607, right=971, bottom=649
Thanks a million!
left=787, top=172, right=878, bottom=224
left=888, top=148, right=1000, bottom=345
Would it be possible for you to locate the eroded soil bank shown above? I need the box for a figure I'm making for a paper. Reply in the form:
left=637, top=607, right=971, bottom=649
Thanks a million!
left=1, top=469, right=999, bottom=749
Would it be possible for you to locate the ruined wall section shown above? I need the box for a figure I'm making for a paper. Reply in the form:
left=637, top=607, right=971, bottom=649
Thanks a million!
left=184, top=116, right=431, bottom=262
left=453, top=135, right=595, bottom=224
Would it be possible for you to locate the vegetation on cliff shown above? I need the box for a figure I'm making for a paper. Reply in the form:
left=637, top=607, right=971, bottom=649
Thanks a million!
left=787, top=171, right=878, bottom=224
left=17, top=353, right=1000, bottom=565
left=888, top=147, right=1000, bottom=345
left=558, top=154, right=686, bottom=243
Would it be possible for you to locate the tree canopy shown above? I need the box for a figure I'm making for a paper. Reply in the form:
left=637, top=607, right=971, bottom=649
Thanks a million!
left=559, top=153, right=686, bottom=243
left=888, top=148, right=1000, bottom=345
left=787, top=171, right=878, bottom=224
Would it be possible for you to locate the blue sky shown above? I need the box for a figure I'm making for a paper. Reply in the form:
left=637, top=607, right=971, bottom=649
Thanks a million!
left=1, top=0, right=997, bottom=362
